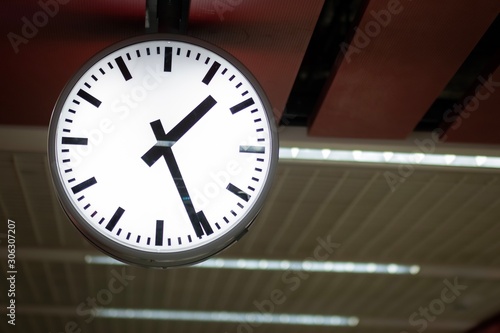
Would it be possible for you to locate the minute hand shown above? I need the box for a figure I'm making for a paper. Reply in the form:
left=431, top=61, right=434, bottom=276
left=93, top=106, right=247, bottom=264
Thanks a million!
left=162, top=147, right=206, bottom=238
left=164, top=95, right=217, bottom=143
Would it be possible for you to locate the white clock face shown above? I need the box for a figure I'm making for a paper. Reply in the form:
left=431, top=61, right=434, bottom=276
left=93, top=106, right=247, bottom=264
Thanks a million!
left=48, top=34, right=278, bottom=267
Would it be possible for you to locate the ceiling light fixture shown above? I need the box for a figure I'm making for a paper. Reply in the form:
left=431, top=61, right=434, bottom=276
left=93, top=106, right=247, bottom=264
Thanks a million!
left=95, top=308, right=360, bottom=327
left=84, top=255, right=420, bottom=275
left=279, top=147, right=500, bottom=169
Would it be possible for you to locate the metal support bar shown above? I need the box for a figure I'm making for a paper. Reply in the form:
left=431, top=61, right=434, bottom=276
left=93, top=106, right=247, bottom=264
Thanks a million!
left=146, top=0, right=190, bottom=34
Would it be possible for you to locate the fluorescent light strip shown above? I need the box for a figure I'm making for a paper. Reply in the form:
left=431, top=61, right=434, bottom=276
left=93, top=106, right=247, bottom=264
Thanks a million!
left=96, top=308, right=359, bottom=327
left=196, top=259, right=420, bottom=275
left=279, top=147, right=500, bottom=169
left=84, top=256, right=420, bottom=275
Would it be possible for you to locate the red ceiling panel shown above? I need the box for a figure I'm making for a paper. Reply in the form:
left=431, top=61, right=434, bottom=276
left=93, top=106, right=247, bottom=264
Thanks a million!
left=0, top=0, right=322, bottom=127
left=309, top=0, right=500, bottom=139
left=1, top=0, right=144, bottom=127
left=189, top=0, right=323, bottom=121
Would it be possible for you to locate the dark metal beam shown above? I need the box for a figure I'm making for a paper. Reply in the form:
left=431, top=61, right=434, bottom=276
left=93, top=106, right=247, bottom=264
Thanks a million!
left=146, top=0, right=190, bottom=33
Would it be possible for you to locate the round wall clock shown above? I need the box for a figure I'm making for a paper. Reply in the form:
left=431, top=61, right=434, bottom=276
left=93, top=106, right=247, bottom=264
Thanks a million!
left=48, top=34, right=278, bottom=268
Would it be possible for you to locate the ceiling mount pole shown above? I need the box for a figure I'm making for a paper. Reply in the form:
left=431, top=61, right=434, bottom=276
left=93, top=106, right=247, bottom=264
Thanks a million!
left=145, top=0, right=190, bottom=34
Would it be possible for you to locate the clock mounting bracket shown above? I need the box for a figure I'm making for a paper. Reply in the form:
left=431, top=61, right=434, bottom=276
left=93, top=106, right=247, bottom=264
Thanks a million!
left=146, top=0, right=190, bottom=34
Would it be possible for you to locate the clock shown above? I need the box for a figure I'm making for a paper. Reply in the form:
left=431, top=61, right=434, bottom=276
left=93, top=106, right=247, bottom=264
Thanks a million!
left=48, top=34, right=278, bottom=268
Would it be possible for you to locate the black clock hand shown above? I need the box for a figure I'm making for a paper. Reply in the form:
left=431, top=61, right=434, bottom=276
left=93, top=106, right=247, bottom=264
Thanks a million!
left=142, top=95, right=217, bottom=164
left=142, top=96, right=218, bottom=237
left=162, top=147, right=205, bottom=238
left=141, top=121, right=171, bottom=166
left=143, top=141, right=209, bottom=238
left=164, top=95, right=217, bottom=142
left=142, top=95, right=216, bottom=165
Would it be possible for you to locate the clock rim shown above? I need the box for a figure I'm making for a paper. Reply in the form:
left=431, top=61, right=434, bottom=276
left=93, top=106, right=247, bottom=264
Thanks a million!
left=47, top=33, right=279, bottom=268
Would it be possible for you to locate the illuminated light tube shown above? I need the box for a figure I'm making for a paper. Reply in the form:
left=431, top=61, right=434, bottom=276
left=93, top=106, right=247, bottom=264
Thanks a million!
left=84, top=255, right=420, bottom=275
left=196, top=259, right=420, bottom=275
left=279, top=147, right=500, bottom=169
left=96, top=308, right=360, bottom=327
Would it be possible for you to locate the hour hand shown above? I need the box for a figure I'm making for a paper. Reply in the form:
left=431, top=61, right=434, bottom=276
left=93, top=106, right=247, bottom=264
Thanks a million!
left=141, top=95, right=217, bottom=165
left=163, top=95, right=217, bottom=142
